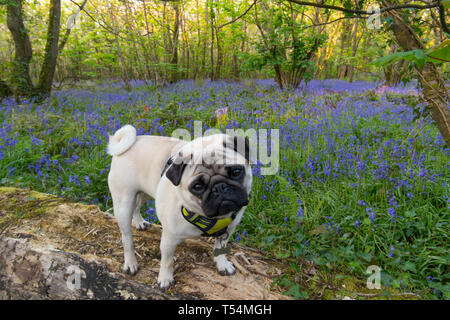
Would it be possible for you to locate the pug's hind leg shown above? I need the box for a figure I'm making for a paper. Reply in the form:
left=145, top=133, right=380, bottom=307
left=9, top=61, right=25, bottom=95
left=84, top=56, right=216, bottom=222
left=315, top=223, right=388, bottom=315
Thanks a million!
left=132, top=192, right=151, bottom=230
left=113, top=192, right=139, bottom=275
left=158, top=230, right=181, bottom=290
left=214, top=233, right=236, bottom=276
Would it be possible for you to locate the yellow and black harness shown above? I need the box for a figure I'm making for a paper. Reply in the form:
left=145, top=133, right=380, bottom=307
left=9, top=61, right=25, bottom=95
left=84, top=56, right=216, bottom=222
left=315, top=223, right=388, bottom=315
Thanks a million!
left=181, top=206, right=236, bottom=238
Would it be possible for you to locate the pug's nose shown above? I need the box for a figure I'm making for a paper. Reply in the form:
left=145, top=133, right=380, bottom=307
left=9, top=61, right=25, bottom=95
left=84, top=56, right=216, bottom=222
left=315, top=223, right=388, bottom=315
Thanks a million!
left=212, top=182, right=229, bottom=195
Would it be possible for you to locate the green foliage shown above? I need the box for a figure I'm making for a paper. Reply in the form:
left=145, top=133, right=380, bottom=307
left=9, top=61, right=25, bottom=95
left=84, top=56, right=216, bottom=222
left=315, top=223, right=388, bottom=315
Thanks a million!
left=244, top=3, right=326, bottom=88
left=426, top=39, right=450, bottom=63
left=370, top=39, right=450, bottom=70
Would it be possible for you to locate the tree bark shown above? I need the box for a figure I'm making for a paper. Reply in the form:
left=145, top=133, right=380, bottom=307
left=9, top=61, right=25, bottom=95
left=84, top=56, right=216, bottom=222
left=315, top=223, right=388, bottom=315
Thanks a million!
left=6, top=0, right=35, bottom=98
left=38, top=0, right=61, bottom=96
left=389, top=11, right=450, bottom=147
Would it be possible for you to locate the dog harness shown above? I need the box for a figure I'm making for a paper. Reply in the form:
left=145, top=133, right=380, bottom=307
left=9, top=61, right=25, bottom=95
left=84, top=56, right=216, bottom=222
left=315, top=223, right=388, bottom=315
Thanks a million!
left=181, top=206, right=236, bottom=238
left=161, top=157, right=174, bottom=176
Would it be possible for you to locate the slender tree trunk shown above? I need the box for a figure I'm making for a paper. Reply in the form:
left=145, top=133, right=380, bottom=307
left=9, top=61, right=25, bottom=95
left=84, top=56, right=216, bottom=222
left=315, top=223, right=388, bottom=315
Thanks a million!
left=388, top=8, right=450, bottom=146
left=338, top=21, right=351, bottom=79
left=215, top=27, right=222, bottom=79
left=180, top=2, right=189, bottom=79
left=209, top=0, right=215, bottom=81
left=194, top=0, right=201, bottom=79
left=141, top=0, right=159, bottom=83
left=108, top=3, right=131, bottom=91
left=123, top=0, right=146, bottom=81
left=6, top=0, right=35, bottom=97
left=168, top=2, right=180, bottom=83
left=38, top=0, right=61, bottom=96
left=348, top=18, right=359, bottom=82
left=202, top=0, right=208, bottom=77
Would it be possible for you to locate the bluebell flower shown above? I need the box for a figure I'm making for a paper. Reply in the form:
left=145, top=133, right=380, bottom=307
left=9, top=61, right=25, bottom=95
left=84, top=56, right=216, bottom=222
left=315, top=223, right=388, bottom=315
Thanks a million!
left=84, top=175, right=92, bottom=186
left=366, top=207, right=375, bottom=223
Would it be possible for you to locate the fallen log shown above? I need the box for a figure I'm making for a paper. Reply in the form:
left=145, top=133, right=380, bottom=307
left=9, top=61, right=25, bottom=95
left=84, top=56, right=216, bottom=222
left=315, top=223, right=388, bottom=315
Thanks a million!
left=0, top=187, right=289, bottom=300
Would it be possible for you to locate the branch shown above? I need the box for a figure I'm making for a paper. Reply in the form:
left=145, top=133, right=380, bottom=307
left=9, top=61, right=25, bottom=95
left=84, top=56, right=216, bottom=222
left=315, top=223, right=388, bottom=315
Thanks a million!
left=59, top=0, right=88, bottom=52
left=301, top=15, right=361, bottom=30
left=68, top=0, right=119, bottom=37
left=217, top=0, right=259, bottom=30
left=284, top=0, right=440, bottom=16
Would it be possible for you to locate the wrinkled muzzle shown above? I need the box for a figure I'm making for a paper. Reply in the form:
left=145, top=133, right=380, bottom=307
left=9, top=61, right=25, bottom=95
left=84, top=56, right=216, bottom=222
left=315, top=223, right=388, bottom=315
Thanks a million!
left=203, top=182, right=249, bottom=217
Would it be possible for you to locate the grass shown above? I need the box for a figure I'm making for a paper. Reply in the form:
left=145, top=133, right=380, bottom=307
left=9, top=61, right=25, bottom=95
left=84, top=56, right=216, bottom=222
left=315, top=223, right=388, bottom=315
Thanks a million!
left=0, top=79, right=448, bottom=299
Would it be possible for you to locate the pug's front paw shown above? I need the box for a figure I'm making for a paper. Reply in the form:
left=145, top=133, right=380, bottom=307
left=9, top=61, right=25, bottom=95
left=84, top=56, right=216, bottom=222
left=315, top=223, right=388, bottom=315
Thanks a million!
left=123, top=259, right=139, bottom=275
left=215, top=255, right=236, bottom=276
left=158, top=275, right=175, bottom=290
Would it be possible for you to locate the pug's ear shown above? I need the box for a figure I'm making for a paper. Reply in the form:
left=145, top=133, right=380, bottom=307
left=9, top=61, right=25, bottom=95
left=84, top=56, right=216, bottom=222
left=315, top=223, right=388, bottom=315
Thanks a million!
left=165, top=161, right=187, bottom=186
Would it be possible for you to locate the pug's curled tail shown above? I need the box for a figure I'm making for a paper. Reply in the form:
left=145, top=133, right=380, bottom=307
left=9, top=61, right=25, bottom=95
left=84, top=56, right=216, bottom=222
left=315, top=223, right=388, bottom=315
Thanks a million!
left=107, top=125, right=137, bottom=156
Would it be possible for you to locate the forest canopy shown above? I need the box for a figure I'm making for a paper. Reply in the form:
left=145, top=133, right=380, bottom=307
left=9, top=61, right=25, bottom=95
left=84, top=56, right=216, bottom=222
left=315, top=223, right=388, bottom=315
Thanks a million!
left=0, top=0, right=447, bottom=88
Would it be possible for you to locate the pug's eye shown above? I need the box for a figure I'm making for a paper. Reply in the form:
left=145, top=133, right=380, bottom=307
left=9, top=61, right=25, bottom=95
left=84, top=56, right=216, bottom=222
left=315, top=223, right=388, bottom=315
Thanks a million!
left=228, top=166, right=244, bottom=180
left=190, top=181, right=205, bottom=194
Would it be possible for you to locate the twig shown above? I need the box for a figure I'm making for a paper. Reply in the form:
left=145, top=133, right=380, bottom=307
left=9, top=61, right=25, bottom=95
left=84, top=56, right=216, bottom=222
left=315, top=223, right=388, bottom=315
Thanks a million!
left=83, top=228, right=97, bottom=238
left=230, top=256, right=250, bottom=276
left=217, top=0, right=259, bottom=30
left=354, top=291, right=420, bottom=297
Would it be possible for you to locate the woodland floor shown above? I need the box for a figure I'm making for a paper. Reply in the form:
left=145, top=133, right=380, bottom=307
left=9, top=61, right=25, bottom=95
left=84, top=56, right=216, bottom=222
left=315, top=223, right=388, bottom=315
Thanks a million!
left=0, top=187, right=421, bottom=300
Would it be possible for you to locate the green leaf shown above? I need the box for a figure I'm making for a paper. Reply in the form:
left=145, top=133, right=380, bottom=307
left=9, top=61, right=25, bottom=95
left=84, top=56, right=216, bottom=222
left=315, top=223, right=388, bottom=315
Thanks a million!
left=283, top=284, right=309, bottom=299
left=369, top=49, right=428, bottom=68
left=403, top=261, right=417, bottom=273
left=426, top=39, right=450, bottom=63
left=358, top=252, right=372, bottom=262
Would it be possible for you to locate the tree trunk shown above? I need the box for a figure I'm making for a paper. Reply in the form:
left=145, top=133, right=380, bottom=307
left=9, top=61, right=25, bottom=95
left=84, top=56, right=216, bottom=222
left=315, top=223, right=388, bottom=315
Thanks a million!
left=348, top=18, right=359, bottom=83
left=6, top=0, right=35, bottom=98
left=108, top=3, right=131, bottom=91
left=37, top=0, right=61, bottom=96
left=388, top=10, right=450, bottom=147
left=338, top=21, right=351, bottom=79
left=209, top=0, right=215, bottom=81
left=202, top=0, right=208, bottom=77
left=123, top=0, right=147, bottom=82
left=168, top=2, right=180, bottom=83
left=141, top=0, right=159, bottom=83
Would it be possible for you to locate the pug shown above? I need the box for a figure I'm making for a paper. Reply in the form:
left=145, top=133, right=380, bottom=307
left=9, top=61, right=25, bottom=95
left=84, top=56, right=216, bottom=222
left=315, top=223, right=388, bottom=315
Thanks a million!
left=107, top=125, right=252, bottom=289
